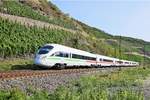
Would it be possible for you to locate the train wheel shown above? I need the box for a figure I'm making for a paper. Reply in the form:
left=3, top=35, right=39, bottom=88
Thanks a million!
left=55, top=64, right=66, bottom=70
left=96, top=65, right=101, bottom=68
left=55, top=64, right=62, bottom=69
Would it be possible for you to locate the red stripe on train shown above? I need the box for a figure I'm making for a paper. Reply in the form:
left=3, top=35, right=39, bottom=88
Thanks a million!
left=86, top=60, right=114, bottom=64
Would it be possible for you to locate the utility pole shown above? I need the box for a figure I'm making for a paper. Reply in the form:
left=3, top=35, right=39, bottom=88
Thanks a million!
left=143, top=43, right=146, bottom=67
left=114, top=48, right=117, bottom=58
left=119, top=35, right=122, bottom=70
left=119, top=35, right=122, bottom=59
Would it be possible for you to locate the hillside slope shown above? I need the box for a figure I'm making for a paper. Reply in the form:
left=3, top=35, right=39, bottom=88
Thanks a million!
left=0, top=0, right=149, bottom=64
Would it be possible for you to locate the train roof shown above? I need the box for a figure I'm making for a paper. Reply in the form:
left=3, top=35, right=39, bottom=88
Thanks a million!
left=44, top=44, right=96, bottom=57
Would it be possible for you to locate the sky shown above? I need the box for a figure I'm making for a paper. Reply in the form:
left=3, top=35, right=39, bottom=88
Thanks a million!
left=51, top=0, right=150, bottom=42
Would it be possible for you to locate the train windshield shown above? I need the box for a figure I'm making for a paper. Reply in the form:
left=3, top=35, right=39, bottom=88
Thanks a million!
left=38, top=46, right=53, bottom=54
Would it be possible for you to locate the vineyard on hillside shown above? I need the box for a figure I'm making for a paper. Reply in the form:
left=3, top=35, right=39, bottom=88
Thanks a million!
left=0, top=1, right=78, bottom=30
left=0, top=16, right=116, bottom=58
left=0, top=17, right=76, bottom=58
left=0, top=17, right=113, bottom=58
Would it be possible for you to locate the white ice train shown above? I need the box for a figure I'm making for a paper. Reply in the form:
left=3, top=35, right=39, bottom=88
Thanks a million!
left=34, top=44, right=139, bottom=68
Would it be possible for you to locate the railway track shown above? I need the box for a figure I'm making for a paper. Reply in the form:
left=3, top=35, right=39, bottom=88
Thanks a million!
left=0, top=66, right=135, bottom=80
left=0, top=67, right=132, bottom=92
left=0, top=68, right=99, bottom=80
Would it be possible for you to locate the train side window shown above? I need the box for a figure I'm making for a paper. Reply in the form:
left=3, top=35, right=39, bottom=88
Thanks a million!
left=63, top=53, right=69, bottom=58
left=72, top=54, right=79, bottom=59
left=72, top=54, right=82, bottom=59
left=72, top=54, right=96, bottom=61
left=99, top=59, right=102, bottom=61
left=55, top=52, right=63, bottom=57
left=117, top=61, right=123, bottom=64
left=82, top=56, right=85, bottom=60
left=52, top=52, right=69, bottom=58
left=51, top=52, right=59, bottom=56
left=84, top=56, right=96, bottom=61
left=72, top=54, right=76, bottom=58
left=91, top=57, right=96, bottom=61
left=103, top=59, right=113, bottom=62
left=125, top=62, right=129, bottom=64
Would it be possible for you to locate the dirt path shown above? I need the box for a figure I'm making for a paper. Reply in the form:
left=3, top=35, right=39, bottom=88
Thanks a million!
left=0, top=12, right=89, bottom=36
left=0, top=12, right=77, bottom=33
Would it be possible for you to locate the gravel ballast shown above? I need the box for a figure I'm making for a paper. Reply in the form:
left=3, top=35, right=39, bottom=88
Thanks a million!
left=0, top=68, right=121, bottom=93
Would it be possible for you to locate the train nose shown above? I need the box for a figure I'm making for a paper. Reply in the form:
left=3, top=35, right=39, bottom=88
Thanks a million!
left=34, top=55, right=47, bottom=65
left=34, top=56, right=41, bottom=65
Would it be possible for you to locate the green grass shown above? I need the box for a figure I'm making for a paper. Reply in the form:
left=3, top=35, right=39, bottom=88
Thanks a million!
left=49, top=67, right=150, bottom=100
left=49, top=67, right=147, bottom=100
left=0, top=88, right=51, bottom=100
left=0, top=58, right=33, bottom=71
left=0, top=67, right=150, bottom=99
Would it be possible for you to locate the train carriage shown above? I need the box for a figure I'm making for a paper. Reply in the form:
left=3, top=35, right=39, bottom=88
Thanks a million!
left=96, top=55, right=116, bottom=67
left=34, top=44, right=97, bottom=68
left=34, top=44, right=139, bottom=68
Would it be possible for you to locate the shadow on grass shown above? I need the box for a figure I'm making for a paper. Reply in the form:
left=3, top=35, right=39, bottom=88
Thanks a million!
left=11, top=64, right=50, bottom=70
